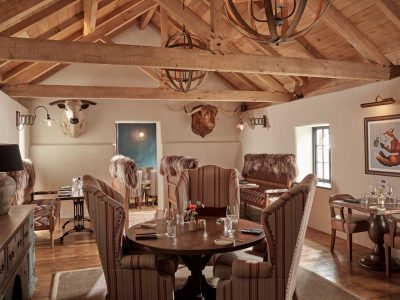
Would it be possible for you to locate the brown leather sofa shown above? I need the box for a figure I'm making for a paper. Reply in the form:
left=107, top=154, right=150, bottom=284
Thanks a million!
left=240, top=154, right=298, bottom=217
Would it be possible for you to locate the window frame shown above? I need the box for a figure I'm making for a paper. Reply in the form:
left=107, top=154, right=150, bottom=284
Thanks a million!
left=312, top=126, right=331, bottom=187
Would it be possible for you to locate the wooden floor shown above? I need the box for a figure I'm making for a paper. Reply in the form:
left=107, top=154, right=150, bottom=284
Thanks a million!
left=33, top=211, right=400, bottom=300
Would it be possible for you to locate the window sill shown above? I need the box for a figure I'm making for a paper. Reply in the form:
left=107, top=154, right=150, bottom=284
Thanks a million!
left=317, top=182, right=332, bottom=190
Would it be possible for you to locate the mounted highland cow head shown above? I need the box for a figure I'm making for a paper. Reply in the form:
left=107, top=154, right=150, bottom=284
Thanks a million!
left=50, top=99, right=96, bottom=138
left=184, top=104, right=238, bottom=138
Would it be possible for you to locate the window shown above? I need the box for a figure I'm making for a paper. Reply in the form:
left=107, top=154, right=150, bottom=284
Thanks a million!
left=312, top=126, right=331, bottom=188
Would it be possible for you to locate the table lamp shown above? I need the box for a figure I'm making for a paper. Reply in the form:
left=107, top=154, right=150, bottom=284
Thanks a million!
left=0, top=144, right=23, bottom=215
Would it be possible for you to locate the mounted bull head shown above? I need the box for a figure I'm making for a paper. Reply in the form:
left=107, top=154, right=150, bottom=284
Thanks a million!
left=50, top=99, right=96, bottom=138
left=184, top=104, right=238, bottom=138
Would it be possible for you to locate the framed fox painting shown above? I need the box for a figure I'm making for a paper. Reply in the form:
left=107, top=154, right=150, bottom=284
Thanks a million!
left=364, top=114, right=400, bottom=177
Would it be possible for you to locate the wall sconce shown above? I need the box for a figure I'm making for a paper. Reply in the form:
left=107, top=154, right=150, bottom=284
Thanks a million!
left=16, top=106, right=55, bottom=130
left=249, top=115, right=267, bottom=127
left=236, top=119, right=245, bottom=130
left=138, top=130, right=145, bottom=138
left=360, top=95, right=396, bottom=108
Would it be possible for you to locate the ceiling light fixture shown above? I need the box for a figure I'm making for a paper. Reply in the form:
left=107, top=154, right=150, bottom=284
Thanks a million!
left=16, top=106, right=55, bottom=131
left=236, top=119, right=245, bottom=130
left=223, top=0, right=332, bottom=45
left=360, top=95, right=396, bottom=108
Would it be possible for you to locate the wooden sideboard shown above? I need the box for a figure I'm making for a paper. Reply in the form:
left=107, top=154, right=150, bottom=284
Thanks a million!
left=0, top=205, right=36, bottom=300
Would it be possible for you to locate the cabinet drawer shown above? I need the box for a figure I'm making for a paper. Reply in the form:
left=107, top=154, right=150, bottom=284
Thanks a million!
left=6, top=237, right=17, bottom=275
left=15, top=228, right=24, bottom=258
left=0, top=248, right=5, bottom=284
left=23, top=213, right=34, bottom=243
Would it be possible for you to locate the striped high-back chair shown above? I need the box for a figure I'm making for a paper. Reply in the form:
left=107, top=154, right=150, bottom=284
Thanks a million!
left=83, top=175, right=176, bottom=300
left=176, top=165, right=240, bottom=217
left=216, top=174, right=317, bottom=300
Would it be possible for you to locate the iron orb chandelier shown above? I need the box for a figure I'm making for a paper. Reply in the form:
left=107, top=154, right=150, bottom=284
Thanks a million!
left=159, top=29, right=208, bottom=92
left=223, top=0, right=332, bottom=45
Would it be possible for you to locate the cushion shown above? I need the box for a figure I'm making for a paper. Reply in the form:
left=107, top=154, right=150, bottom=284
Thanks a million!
left=331, top=214, right=370, bottom=233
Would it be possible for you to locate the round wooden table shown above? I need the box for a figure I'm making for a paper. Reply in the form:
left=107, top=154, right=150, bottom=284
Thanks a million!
left=126, top=217, right=265, bottom=300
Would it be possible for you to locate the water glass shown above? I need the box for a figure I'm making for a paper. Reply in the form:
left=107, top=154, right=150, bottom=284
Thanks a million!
left=176, top=213, right=184, bottom=225
left=394, top=194, right=400, bottom=205
left=167, top=224, right=176, bottom=238
left=164, top=208, right=174, bottom=226
left=360, top=193, right=368, bottom=204
left=223, top=217, right=232, bottom=233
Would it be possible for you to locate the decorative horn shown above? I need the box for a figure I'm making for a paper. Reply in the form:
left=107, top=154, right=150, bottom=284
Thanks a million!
left=49, top=100, right=66, bottom=105
left=81, top=100, right=97, bottom=105
left=217, top=105, right=239, bottom=115
left=184, top=105, right=203, bottom=115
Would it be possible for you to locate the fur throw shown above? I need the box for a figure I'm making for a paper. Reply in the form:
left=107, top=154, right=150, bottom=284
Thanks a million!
left=8, top=159, right=35, bottom=205
left=109, top=155, right=138, bottom=189
left=160, top=156, right=199, bottom=177
left=242, top=154, right=298, bottom=181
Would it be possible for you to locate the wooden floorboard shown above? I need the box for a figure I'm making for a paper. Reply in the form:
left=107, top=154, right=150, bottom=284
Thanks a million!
left=33, top=211, right=400, bottom=299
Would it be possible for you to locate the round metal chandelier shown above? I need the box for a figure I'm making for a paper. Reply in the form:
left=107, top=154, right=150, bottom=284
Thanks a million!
left=159, top=28, right=208, bottom=92
left=223, top=0, right=331, bottom=45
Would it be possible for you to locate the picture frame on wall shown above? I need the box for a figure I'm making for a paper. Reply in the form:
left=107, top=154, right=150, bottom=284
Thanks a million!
left=364, top=114, right=400, bottom=177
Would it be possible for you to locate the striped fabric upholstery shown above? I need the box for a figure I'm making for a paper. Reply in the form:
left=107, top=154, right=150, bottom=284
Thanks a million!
left=176, top=165, right=240, bottom=216
left=216, top=174, right=317, bottom=300
left=240, top=189, right=269, bottom=209
left=83, top=175, right=175, bottom=300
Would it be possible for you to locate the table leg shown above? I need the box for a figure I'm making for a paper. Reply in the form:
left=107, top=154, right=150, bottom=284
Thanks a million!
left=359, top=214, right=400, bottom=271
left=60, top=199, right=93, bottom=243
left=175, top=254, right=216, bottom=300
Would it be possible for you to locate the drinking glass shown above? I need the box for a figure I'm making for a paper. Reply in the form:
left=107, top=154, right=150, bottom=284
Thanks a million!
left=164, top=208, right=174, bottom=227
left=369, top=184, right=377, bottom=196
left=226, top=205, right=236, bottom=233
left=223, top=217, right=232, bottom=233
left=167, top=224, right=176, bottom=238
left=360, top=193, right=368, bottom=204
left=386, top=184, right=393, bottom=200
left=176, top=213, right=184, bottom=225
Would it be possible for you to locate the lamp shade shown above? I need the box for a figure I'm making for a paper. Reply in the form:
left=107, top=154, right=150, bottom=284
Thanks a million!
left=0, top=144, right=23, bottom=172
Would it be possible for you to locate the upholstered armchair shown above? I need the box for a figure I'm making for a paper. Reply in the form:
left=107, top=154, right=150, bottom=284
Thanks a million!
left=9, top=159, right=60, bottom=249
left=175, top=165, right=240, bottom=217
left=144, top=169, right=158, bottom=207
left=215, top=174, right=317, bottom=300
left=240, top=154, right=298, bottom=217
left=329, top=194, right=370, bottom=261
left=83, top=175, right=177, bottom=300
left=159, top=155, right=199, bottom=210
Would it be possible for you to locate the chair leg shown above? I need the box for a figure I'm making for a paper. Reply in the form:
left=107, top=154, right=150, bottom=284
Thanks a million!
left=292, top=289, right=298, bottom=300
left=50, top=230, right=54, bottom=249
left=330, top=229, right=336, bottom=252
left=386, top=244, right=391, bottom=281
left=347, top=233, right=352, bottom=261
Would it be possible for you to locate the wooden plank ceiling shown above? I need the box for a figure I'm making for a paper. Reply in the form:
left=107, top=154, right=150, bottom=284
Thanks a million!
left=0, top=0, right=399, bottom=110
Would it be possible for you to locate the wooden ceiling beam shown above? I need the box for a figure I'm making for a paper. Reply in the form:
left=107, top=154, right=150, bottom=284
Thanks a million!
left=3, top=0, right=157, bottom=84
left=160, top=7, right=168, bottom=45
left=375, top=0, right=400, bottom=30
left=139, top=6, right=158, bottom=30
left=1, top=84, right=293, bottom=102
left=0, top=36, right=392, bottom=81
left=0, top=0, right=80, bottom=37
left=83, top=0, right=99, bottom=35
left=0, top=0, right=54, bottom=32
left=309, top=0, right=391, bottom=66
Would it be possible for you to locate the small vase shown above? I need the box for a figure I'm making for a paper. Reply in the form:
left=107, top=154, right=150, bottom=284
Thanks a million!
left=0, top=174, right=16, bottom=215
left=189, top=219, right=197, bottom=232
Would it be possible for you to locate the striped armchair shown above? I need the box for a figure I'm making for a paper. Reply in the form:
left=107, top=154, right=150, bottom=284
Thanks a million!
left=215, top=174, right=316, bottom=300
left=83, top=175, right=176, bottom=300
left=175, top=165, right=240, bottom=217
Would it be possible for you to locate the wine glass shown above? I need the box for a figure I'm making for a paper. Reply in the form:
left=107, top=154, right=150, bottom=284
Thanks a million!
left=369, top=184, right=377, bottom=196
left=164, top=208, right=174, bottom=226
left=226, top=205, right=236, bottom=233
left=386, top=184, right=393, bottom=201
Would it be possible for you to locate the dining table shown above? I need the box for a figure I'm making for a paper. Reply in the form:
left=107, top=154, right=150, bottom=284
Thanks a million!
left=332, top=199, right=400, bottom=271
left=57, top=186, right=93, bottom=242
left=126, top=216, right=265, bottom=300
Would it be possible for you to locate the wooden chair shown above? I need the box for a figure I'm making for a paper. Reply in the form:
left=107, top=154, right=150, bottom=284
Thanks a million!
left=214, top=174, right=317, bottom=300
left=329, top=194, right=370, bottom=261
left=130, top=170, right=143, bottom=210
left=83, top=175, right=177, bottom=300
left=145, top=169, right=157, bottom=207
left=384, top=216, right=400, bottom=280
left=9, top=159, right=60, bottom=249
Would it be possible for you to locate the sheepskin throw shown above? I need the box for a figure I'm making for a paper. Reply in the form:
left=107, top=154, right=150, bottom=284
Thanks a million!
left=242, top=154, right=298, bottom=181
left=160, top=156, right=199, bottom=177
left=8, top=158, right=35, bottom=205
left=109, top=155, right=138, bottom=189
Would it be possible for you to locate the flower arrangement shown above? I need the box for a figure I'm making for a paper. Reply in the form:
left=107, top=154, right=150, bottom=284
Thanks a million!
left=185, top=200, right=205, bottom=221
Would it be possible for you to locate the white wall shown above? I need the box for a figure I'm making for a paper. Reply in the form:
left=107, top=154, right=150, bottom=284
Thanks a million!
left=240, top=77, right=400, bottom=249
left=0, top=91, right=29, bottom=157
left=22, top=25, right=241, bottom=218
